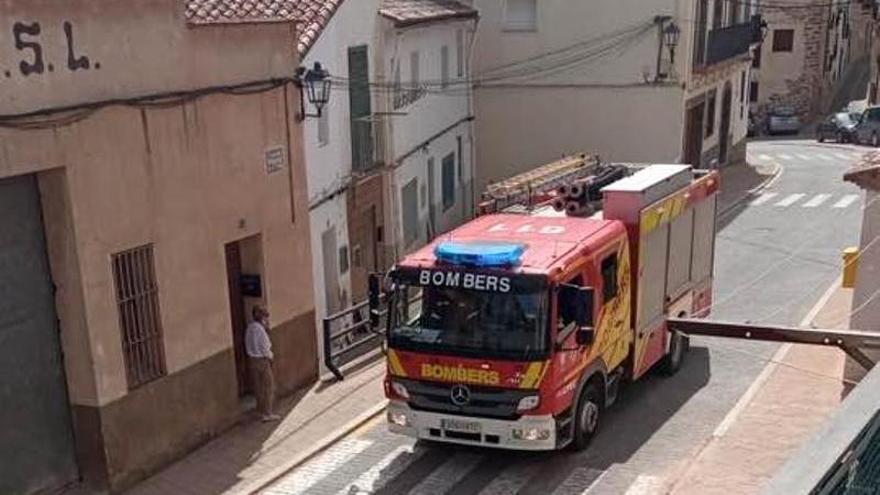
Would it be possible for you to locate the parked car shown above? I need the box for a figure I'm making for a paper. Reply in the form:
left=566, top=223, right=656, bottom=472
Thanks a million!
left=853, top=106, right=880, bottom=147
left=766, top=106, right=801, bottom=135
left=817, top=112, right=860, bottom=143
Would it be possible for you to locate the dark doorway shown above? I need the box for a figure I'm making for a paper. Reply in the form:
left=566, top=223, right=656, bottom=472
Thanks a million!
left=225, top=242, right=250, bottom=396
left=684, top=101, right=706, bottom=167
left=0, top=174, right=78, bottom=494
left=719, top=82, right=733, bottom=164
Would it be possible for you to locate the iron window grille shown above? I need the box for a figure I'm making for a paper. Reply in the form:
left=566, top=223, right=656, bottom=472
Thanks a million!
left=112, top=244, right=167, bottom=389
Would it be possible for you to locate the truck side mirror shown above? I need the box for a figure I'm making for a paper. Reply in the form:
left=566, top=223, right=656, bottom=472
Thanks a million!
left=368, top=273, right=382, bottom=329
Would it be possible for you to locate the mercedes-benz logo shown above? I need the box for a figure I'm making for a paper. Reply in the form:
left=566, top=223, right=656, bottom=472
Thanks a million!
left=450, top=384, right=471, bottom=406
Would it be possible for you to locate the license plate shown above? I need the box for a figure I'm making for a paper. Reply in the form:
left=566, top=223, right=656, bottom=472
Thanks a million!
left=441, top=418, right=481, bottom=433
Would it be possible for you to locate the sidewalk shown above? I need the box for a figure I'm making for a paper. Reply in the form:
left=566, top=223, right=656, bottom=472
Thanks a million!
left=667, top=283, right=853, bottom=494
left=125, top=362, right=387, bottom=495
left=718, top=157, right=781, bottom=216
left=124, top=159, right=779, bottom=495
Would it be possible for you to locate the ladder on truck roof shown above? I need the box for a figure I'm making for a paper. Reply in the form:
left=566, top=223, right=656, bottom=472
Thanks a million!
left=478, top=153, right=601, bottom=215
left=667, top=318, right=880, bottom=371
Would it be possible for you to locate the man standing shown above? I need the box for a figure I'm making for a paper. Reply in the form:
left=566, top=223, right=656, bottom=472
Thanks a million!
left=246, top=305, right=281, bottom=422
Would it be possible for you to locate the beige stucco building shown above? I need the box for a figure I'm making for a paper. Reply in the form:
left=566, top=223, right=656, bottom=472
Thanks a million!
left=469, top=0, right=759, bottom=192
left=0, top=1, right=317, bottom=492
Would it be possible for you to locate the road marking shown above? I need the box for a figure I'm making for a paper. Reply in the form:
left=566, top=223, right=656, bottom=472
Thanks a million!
left=622, top=475, right=664, bottom=495
left=795, top=153, right=813, bottom=161
left=478, top=462, right=542, bottom=495
left=833, top=194, right=860, bottom=208
left=758, top=154, right=773, bottom=161
left=337, top=445, right=425, bottom=495
left=750, top=192, right=778, bottom=205
left=802, top=194, right=831, bottom=208
left=265, top=439, right=372, bottom=495
left=409, top=452, right=484, bottom=495
left=834, top=152, right=853, bottom=161
left=551, top=467, right=606, bottom=495
left=711, top=278, right=840, bottom=439
left=777, top=154, right=794, bottom=161
left=774, top=193, right=806, bottom=207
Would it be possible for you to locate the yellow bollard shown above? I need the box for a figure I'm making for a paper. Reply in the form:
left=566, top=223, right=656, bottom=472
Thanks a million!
left=842, top=247, right=859, bottom=288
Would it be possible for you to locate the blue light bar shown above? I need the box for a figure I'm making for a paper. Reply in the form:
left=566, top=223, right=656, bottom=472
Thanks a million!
left=434, top=241, right=525, bottom=267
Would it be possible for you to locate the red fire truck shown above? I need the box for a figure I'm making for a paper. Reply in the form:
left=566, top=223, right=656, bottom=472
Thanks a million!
left=370, top=162, right=720, bottom=451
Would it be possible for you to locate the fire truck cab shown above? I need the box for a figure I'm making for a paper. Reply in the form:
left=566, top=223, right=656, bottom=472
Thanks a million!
left=377, top=164, right=719, bottom=451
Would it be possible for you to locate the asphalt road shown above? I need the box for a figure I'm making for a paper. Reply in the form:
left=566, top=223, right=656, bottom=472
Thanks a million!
left=265, top=139, right=866, bottom=495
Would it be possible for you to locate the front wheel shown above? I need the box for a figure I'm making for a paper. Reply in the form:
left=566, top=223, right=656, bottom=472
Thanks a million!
left=571, top=382, right=602, bottom=451
left=660, top=330, right=689, bottom=376
left=818, top=133, right=825, bottom=143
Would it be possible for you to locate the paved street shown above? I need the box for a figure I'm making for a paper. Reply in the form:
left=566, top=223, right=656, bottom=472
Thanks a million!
left=263, top=139, right=866, bottom=495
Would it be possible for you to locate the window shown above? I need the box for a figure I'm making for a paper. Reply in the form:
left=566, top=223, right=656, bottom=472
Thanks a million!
left=752, top=45, right=762, bottom=68
left=773, top=29, right=795, bottom=52
left=705, top=90, right=717, bottom=138
left=441, top=45, right=450, bottom=89
left=456, top=30, right=465, bottom=77
left=693, top=0, right=708, bottom=67
left=112, top=244, right=167, bottom=389
left=601, top=254, right=619, bottom=302
left=712, top=0, right=723, bottom=29
left=558, top=276, right=584, bottom=329
left=504, top=0, right=537, bottom=31
left=402, top=179, right=419, bottom=246
left=411, top=50, right=420, bottom=92
left=317, top=107, right=329, bottom=146
left=339, top=245, right=349, bottom=274
left=457, top=136, right=463, bottom=182
left=749, top=81, right=758, bottom=102
left=442, top=153, right=455, bottom=211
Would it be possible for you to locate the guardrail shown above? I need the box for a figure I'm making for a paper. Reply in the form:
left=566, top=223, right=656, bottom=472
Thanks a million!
left=322, top=289, right=422, bottom=381
left=765, top=362, right=880, bottom=494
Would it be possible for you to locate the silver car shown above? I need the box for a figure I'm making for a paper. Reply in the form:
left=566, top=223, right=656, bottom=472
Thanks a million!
left=766, top=106, right=801, bottom=135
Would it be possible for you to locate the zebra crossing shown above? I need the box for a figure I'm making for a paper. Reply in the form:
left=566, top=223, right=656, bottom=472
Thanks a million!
left=262, top=436, right=621, bottom=495
left=749, top=192, right=861, bottom=209
left=749, top=150, right=863, bottom=164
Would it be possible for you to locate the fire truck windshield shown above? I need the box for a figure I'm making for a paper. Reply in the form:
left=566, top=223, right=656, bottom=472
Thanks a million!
left=387, top=285, right=549, bottom=361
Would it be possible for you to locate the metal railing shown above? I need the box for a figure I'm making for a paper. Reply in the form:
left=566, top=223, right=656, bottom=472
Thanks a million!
left=765, top=362, right=880, bottom=494
left=322, top=289, right=422, bottom=381
left=705, top=21, right=754, bottom=66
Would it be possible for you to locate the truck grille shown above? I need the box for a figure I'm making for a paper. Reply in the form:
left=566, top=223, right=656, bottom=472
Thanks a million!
left=399, top=378, right=535, bottom=420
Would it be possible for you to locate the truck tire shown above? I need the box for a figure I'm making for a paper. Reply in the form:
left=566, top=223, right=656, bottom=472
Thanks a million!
left=571, top=382, right=602, bottom=451
left=659, top=330, right=688, bottom=376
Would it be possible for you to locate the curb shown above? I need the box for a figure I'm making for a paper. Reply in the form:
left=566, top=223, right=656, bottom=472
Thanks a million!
left=718, top=160, right=783, bottom=217
left=245, top=399, right=389, bottom=494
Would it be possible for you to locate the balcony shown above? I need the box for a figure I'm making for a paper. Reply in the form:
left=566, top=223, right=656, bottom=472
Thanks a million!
left=697, top=15, right=762, bottom=69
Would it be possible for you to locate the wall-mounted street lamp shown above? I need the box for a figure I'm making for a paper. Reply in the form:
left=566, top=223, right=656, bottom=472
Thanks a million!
left=664, top=22, right=681, bottom=65
left=295, top=61, right=331, bottom=121
left=654, top=16, right=680, bottom=81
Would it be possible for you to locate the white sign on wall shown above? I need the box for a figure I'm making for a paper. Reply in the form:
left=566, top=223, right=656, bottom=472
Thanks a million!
left=265, top=146, right=286, bottom=174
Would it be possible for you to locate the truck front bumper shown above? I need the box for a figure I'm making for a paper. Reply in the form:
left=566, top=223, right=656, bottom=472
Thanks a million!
left=386, top=400, right=558, bottom=450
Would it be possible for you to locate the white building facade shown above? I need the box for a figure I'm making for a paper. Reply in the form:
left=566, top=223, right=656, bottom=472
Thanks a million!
left=470, top=0, right=759, bottom=191
left=301, top=0, right=478, bottom=375
left=378, top=1, right=479, bottom=257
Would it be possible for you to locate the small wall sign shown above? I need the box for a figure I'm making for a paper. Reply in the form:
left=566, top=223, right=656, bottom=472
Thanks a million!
left=265, top=146, right=286, bottom=175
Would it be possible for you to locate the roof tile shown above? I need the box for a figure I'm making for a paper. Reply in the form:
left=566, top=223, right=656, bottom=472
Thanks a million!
left=185, top=0, right=345, bottom=55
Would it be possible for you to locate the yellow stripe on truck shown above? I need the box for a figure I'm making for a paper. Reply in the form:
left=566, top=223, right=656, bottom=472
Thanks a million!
left=520, top=361, right=547, bottom=389
left=387, top=349, right=407, bottom=377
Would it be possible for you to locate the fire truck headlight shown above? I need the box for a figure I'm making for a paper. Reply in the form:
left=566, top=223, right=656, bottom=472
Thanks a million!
left=516, top=395, right=540, bottom=412
left=391, top=381, right=410, bottom=400
left=512, top=427, right=551, bottom=441
left=388, top=410, right=409, bottom=427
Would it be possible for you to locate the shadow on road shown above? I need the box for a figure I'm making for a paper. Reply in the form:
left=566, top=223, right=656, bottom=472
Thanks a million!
left=369, top=348, right=712, bottom=495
